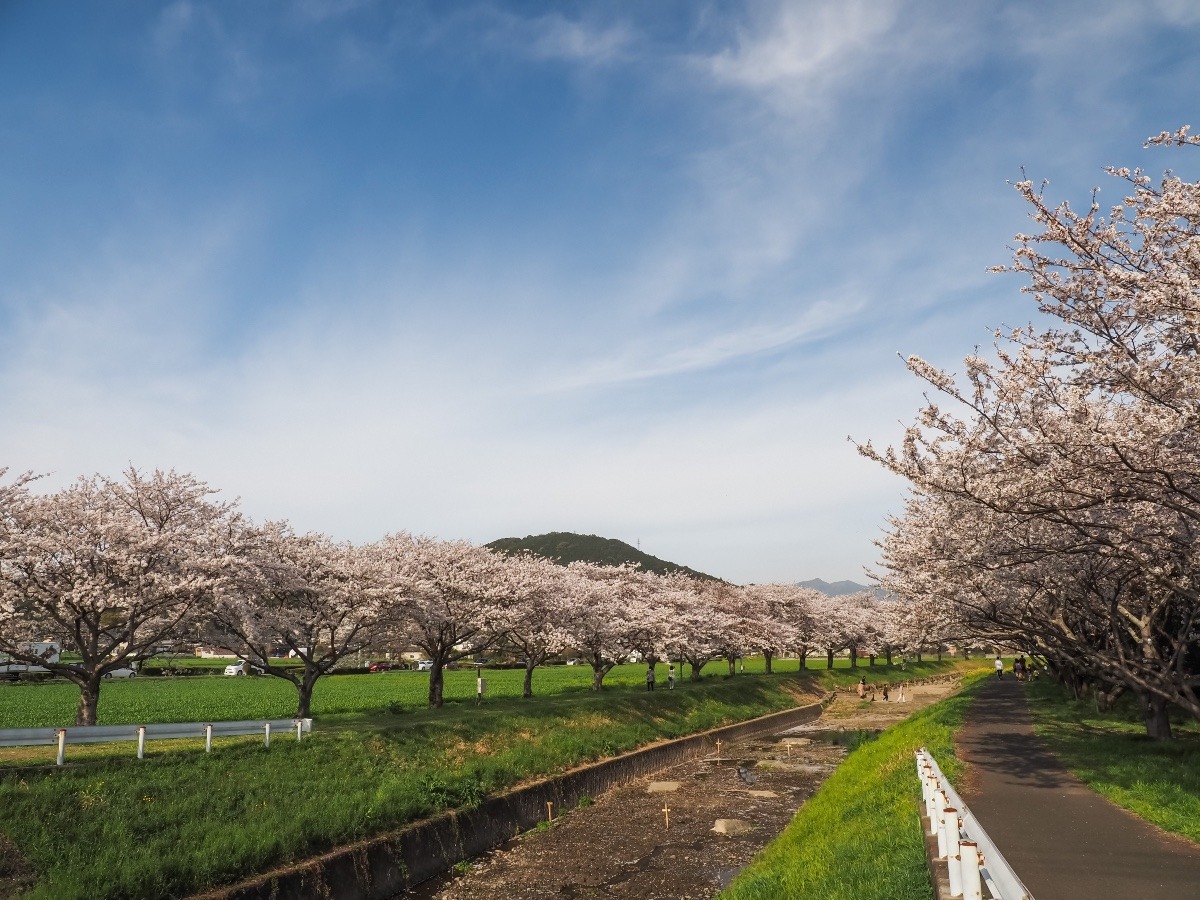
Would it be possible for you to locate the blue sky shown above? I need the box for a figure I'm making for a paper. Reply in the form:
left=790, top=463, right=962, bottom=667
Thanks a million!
left=2, top=1, right=1199, bottom=583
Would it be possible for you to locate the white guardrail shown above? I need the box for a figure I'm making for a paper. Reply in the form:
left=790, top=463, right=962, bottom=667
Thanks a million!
left=0, top=718, right=313, bottom=766
left=916, top=748, right=1034, bottom=900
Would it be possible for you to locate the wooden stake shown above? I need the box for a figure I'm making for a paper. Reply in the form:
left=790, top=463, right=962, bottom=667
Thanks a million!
left=715, top=738, right=722, bottom=762
left=662, top=804, right=670, bottom=830
left=546, top=801, right=554, bottom=822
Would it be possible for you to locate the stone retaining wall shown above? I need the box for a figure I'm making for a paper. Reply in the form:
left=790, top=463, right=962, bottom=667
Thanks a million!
left=190, top=698, right=829, bottom=900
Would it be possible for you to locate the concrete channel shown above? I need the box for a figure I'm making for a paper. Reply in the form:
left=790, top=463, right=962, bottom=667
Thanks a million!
left=189, top=699, right=829, bottom=900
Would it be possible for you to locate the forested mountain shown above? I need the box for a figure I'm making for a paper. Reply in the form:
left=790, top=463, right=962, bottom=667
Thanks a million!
left=486, top=532, right=719, bottom=581
left=798, top=578, right=874, bottom=596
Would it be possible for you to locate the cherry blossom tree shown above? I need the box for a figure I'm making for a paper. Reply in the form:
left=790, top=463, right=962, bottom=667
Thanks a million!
left=490, top=551, right=572, bottom=698
left=559, top=562, right=647, bottom=690
left=862, top=130, right=1200, bottom=738
left=0, top=468, right=238, bottom=725
left=209, top=522, right=384, bottom=719
left=377, top=534, right=510, bottom=707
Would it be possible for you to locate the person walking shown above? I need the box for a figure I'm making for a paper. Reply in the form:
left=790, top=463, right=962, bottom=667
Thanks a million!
left=994, top=655, right=1004, bottom=679
left=646, top=665, right=656, bottom=692
left=667, top=664, right=675, bottom=690
left=857, top=677, right=867, bottom=699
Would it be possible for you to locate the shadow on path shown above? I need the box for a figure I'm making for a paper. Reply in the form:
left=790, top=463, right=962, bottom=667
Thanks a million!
left=957, top=677, right=1200, bottom=899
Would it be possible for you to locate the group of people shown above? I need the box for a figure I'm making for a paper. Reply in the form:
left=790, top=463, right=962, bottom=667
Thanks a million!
left=645, top=664, right=676, bottom=691
left=995, top=654, right=1035, bottom=680
left=856, top=677, right=906, bottom=702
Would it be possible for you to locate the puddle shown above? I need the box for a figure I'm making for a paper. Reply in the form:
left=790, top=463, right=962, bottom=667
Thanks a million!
left=715, top=866, right=744, bottom=889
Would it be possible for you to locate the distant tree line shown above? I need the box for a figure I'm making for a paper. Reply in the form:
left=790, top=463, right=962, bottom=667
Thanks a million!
left=0, top=466, right=910, bottom=726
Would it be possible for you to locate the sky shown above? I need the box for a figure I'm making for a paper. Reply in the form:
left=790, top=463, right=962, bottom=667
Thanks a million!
left=2, top=1, right=1199, bottom=585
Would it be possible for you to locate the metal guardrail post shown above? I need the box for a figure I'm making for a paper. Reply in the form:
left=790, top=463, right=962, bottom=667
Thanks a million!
left=945, top=807, right=963, bottom=897
left=205, top=724, right=213, bottom=752
left=264, top=722, right=271, bottom=748
left=56, top=728, right=65, bottom=766
left=137, top=726, right=146, bottom=760
left=960, top=841, right=982, bottom=900
left=295, top=720, right=302, bottom=742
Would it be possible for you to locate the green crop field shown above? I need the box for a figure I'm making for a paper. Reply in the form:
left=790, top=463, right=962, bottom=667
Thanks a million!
left=0, top=655, right=941, bottom=731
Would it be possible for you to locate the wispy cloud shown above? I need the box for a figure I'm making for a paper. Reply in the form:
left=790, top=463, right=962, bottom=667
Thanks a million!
left=551, top=298, right=861, bottom=391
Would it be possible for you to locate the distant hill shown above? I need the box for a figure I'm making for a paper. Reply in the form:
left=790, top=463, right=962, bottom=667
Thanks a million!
left=486, top=532, right=719, bottom=581
left=798, top=578, right=876, bottom=596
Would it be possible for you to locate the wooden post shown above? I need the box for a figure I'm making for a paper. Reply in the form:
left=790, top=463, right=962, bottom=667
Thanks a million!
left=546, top=801, right=554, bottom=822
left=662, top=804, right=670, bottom=830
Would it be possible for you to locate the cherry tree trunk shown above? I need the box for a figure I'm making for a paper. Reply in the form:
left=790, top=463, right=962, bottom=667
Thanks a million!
left=726, top=655, right=736, bottom=676
left=868, top=654, right=876, bottom=667
left=591, top=665, right=607, bottom=691
left=690, top=660, right=703, bottom=682
left=295, top=670, right=320, bottom=719
left=428, top=657, right=447, bottom=708
left=826, top=649, right=834, bottom=669
left=849, top=646, right=858, bottom=668
left=885, top=648, right=893, bottom=665
left=522, top=659, right=536, bottom=698
left=916, top=650, right=923, bottom=662
left=798, top=649, right=808, bottom=671
left=763, top=651, right=774, bottom=674
left=1143, top=694, right=1173, bottom=741
left=74, top=675, right=103, bottom=726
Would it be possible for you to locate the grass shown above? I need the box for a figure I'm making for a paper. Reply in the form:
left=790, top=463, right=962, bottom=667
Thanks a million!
left=1, top=674, right=817, bottom=899
left=721, top=673, right=988, bottom=900
left=1025, top=679, right=1200, bottom=843
left=0, top=657, right=971, bottom=899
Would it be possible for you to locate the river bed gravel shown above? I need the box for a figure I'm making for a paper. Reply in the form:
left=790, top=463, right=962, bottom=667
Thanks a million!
left=402, top=679, right=956, bottom=900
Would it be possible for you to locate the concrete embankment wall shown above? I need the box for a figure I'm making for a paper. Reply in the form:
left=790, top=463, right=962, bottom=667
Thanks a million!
left=191, top=698, right=828, bottom=900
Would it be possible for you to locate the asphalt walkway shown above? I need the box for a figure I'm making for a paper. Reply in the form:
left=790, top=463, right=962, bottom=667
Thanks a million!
left=956, top=676, right=1200, bottom=899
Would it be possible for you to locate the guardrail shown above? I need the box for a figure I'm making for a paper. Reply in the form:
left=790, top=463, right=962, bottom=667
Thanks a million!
left=916, top=747, right=1034, bottom=900
left=0, top=718, right=313, bottom=766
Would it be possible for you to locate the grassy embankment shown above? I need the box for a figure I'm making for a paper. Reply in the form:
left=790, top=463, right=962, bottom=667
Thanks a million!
left=1024, top=678, right=1200, bottom=843
left=0, top=658, right=960, bottom=899
left=722, top=671, right=989, bottom=900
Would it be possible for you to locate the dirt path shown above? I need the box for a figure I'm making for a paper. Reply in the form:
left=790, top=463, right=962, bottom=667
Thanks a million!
left=406, top=678, right=957, bottom=900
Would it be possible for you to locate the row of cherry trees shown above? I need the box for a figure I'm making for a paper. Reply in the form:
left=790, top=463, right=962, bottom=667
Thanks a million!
left=0, top=466, right=912, bottom=725
left=862, top=129, right=1200, bottom=739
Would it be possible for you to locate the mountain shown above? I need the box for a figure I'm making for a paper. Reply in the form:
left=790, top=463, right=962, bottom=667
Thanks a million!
left=797, top=578, right=876, bottom=596
left=486, top=532, right=719, bottom=581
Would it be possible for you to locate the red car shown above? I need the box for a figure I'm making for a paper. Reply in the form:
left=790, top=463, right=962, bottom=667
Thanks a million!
left=368, top=661, right=394, bottom=673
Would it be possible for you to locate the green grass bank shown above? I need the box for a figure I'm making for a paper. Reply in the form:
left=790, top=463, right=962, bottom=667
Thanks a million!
left=721, top=673, right=985, bottom=900
left=0, top=658, right=968, bottom=899
left=1025, top=679, right=1200, bottom=844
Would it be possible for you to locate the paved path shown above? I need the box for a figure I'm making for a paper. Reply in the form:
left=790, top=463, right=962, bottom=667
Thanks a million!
left=956, top=677, right=1200, bottom=899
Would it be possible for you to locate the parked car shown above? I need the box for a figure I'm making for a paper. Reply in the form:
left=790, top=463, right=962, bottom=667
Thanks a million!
left=368, top=661, right=394, bottom=673
left=103, top=665, right=137, bottom=679
left=415, top=659, right=434, bottom=671
left=223, top=661, right=263, bottom=676
left=565, top=658, right=583, bottom=666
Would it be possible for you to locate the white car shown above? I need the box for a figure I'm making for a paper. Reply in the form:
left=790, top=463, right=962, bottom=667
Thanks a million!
left=416, top=660, right=434, bottom=671
left=224, top=661, right=251, bottom=676
left=103, top=665, right=137, bottom=679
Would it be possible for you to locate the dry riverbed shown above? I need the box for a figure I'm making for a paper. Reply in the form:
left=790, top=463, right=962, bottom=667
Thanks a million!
left=406, top=679, right=957, bottom=900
